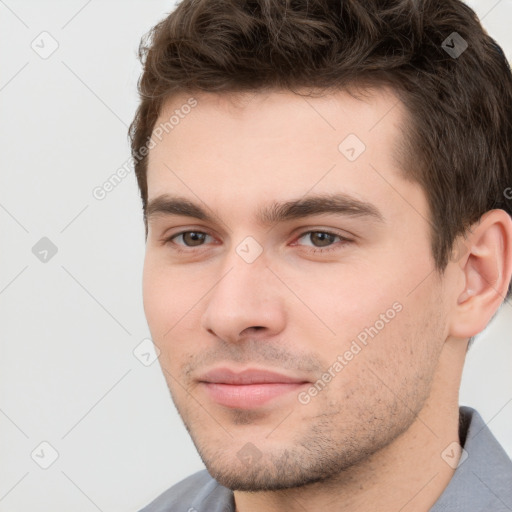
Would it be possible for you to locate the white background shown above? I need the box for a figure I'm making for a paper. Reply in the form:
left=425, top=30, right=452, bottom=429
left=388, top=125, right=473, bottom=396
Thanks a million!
left=1, top=1, right=511, bottom=511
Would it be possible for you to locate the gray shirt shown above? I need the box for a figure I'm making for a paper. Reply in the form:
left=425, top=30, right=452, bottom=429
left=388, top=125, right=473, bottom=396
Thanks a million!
left=139, top=406, right=512, bottom=511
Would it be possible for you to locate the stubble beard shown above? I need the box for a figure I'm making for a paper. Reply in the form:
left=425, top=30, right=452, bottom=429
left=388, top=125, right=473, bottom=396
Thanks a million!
left=175, top=395, right=423, bottom=492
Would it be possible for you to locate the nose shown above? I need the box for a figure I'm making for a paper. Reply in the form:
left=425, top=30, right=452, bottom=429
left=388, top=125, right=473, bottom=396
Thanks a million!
left=200, top=251, right=286, bottom=344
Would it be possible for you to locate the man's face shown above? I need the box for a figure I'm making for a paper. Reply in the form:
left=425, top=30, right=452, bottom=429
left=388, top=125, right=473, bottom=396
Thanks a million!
left=143, top=89, right=450, bottom=490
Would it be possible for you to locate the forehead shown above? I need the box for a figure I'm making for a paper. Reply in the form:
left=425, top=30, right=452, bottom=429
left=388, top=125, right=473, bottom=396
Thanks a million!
left=145, top=87, right=424, bottom=226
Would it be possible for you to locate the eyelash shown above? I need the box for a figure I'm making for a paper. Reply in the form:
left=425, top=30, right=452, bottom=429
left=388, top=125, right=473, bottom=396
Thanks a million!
left=163, top=230, right=351, bottom=254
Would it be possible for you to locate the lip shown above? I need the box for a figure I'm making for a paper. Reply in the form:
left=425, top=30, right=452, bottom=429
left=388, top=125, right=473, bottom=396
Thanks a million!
left=199, top=368, right=308, bottom=385
left=197, top=368, right=309, bottom=408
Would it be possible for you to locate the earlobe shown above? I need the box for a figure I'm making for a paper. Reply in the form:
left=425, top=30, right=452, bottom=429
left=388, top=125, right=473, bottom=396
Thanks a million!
left=449, top=210, right=512, bottom=339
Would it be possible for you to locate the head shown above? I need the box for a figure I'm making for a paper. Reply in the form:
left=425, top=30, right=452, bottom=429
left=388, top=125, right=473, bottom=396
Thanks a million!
left=129, top=0, right=512, bottom=492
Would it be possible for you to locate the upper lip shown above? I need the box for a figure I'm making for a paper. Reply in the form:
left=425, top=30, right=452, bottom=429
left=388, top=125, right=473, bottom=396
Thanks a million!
left=198, top=368, right=309, bottom=385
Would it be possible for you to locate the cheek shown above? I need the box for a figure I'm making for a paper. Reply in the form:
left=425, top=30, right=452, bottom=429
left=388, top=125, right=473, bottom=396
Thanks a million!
left=278, top=260, right=403, bottom=343
left=322, top=301, right=442, bottom=420
left=142, top=257, right=167, bottom=331
left=290, top=255, right=438, bottom=375
left=142, top=256, right=211, bottom=361
left=141, top=255, right=191, bottom=343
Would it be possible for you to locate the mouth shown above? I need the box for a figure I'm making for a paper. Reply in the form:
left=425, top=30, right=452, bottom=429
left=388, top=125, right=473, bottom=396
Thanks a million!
left=197, top=368, right=310, bottom=409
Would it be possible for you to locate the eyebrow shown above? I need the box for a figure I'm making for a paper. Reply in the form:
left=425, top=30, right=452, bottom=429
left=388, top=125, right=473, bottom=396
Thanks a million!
left=145, top=193, right=385, bottom=226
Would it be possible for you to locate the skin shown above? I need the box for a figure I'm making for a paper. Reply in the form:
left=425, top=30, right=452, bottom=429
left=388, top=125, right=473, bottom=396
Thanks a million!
left=142, top=88, right=512, bottom=512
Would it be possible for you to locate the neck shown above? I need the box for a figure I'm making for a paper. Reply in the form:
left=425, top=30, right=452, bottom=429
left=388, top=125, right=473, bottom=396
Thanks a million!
left=233, top=340, right=466, bottom=512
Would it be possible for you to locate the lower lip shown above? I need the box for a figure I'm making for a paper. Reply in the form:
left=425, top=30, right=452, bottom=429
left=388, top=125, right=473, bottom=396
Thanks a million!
left=201, top=382, right=307, bottom=408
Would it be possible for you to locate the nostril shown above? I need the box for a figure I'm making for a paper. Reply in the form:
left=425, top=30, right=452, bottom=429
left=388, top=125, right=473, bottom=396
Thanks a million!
left=241, top=326, right=265, bottom=336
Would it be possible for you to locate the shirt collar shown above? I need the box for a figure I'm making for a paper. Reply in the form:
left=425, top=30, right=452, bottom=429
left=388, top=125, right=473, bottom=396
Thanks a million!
left=430, top=406, right=512, bottom=511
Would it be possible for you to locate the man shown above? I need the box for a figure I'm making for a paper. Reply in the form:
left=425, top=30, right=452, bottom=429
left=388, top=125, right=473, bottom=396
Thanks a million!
left=130, top=0, right=512, bottom=510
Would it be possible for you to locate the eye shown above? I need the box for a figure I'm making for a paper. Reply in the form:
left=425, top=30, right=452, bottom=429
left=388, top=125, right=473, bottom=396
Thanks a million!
left=163, top=229, right=351, bottom=254
left=294, top=230, right=350, bottom=251
left=168, top=231, right=214, bottom=247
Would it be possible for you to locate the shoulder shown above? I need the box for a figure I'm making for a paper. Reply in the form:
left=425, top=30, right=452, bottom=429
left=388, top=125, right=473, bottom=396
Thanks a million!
left=138, top=469, right=234, bottom=512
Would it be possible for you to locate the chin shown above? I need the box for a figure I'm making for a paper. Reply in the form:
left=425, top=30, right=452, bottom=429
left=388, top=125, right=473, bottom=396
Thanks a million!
left=197, top=446, right=349, bottom=492
left=207, top=464, right=330, bottom=492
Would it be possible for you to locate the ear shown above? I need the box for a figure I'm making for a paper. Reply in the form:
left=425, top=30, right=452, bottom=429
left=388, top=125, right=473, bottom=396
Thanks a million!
left=449, top=209, right=512, bottom=339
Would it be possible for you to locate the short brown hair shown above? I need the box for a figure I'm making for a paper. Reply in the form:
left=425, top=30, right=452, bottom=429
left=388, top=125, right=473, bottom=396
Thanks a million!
left=129, top=0, right=512, bottom=301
